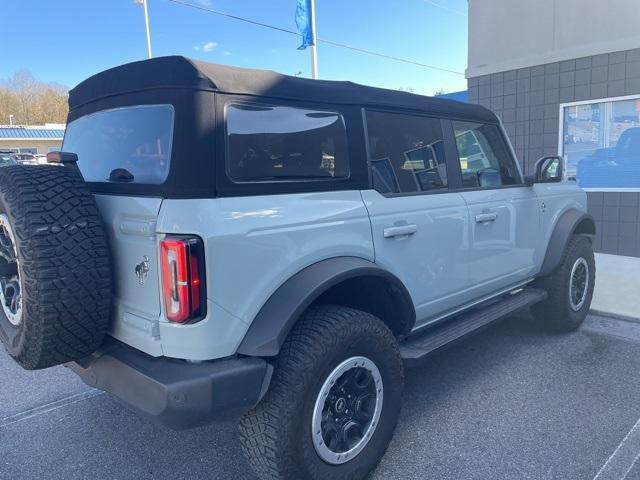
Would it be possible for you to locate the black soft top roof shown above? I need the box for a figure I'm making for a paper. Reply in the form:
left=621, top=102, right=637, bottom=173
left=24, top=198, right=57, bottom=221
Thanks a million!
left=69, top=56, right=496, bottom=123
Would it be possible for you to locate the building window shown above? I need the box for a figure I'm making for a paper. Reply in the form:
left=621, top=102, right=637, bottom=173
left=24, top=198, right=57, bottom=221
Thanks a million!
left=561, top=95, right=640, bottom=190
left=19, top=147, right=38, bottom=154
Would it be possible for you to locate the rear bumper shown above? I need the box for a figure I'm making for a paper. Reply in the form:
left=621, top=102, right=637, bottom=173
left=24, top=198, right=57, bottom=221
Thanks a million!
left=67, top=339, right=273, bottom=430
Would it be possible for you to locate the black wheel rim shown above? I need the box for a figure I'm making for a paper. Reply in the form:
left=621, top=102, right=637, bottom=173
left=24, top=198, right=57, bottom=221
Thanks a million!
left=312, top=356, right=383, bottom=464
left=569, top=257, right=589, bottom=312
left=0, top=214, right=21, bottom=326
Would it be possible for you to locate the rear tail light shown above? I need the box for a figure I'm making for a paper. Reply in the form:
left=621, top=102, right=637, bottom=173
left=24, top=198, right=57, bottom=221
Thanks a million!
left=160, top=236, right=206, bottom=323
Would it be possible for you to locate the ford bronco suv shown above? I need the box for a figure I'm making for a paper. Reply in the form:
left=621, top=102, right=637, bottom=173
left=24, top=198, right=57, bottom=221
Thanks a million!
left=0, top=57, right=595, bottom=480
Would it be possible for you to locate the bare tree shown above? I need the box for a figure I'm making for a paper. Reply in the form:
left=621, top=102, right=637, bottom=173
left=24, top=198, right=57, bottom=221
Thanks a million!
left=0, top=70, right=68, bottom=125
left=0, top=90, right=19, bottom=124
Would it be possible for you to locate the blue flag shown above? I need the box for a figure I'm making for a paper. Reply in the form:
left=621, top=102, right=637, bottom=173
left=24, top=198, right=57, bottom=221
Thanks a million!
left=295, top=0, right=314, bottom=50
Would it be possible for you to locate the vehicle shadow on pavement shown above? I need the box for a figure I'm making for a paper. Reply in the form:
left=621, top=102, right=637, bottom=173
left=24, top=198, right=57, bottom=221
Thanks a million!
left=4, top=314, right=640, bottom=480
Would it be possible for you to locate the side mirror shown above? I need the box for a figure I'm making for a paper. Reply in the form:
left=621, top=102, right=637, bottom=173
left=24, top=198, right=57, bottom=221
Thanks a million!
left=46, top=151, right=78, bottom=165
left=533, top=155, right=563, bottom=184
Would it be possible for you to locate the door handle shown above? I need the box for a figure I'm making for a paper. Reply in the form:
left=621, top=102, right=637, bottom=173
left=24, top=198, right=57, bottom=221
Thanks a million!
left=383, top=224, right=418, bottom=238
left=475, top=212, right=498, bottom=223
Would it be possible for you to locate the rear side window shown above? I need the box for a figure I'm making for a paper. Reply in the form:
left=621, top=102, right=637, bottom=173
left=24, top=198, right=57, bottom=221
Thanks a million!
left=365, top=110, right=447, bottom=194
left=453, top=121, right=521, bottom=188
left=226, top=104, right=349, bottom=182
left=63, top=105, right=174, bottom=184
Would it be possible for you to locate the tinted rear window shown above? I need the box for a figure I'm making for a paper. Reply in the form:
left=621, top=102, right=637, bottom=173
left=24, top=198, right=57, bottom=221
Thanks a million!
left=63, top=105, right=174, bottom=184
left=226, top=104, right=349, bottom=182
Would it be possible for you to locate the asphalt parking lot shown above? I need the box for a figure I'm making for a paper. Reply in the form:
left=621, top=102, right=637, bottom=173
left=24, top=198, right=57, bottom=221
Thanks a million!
left=3, top=313, right=640, bottom=480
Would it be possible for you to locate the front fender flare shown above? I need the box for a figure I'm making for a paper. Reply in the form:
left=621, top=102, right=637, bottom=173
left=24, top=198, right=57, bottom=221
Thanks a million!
left=539, top=209, right=596, bottom=277
left=237, top=257, right=415, bottom=357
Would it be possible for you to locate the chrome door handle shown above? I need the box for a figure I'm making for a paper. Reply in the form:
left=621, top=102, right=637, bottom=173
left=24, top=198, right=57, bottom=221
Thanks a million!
left=383, top=224, right=418, bottom=238
left=475, top=212, right=498, bottom=223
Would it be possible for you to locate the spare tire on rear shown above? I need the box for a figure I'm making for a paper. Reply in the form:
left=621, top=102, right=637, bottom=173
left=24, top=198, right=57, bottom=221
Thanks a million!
left=0, top=165, right=112, bottom=370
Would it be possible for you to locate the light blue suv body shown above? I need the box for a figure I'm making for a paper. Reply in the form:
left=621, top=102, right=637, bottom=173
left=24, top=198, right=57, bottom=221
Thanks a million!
left=54, top=57, right=595, bottom=480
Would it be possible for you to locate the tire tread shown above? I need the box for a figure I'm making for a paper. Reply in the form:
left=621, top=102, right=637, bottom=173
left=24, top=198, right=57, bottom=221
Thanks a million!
left=238, top=305, right=402, bottom=480
left=0, top=165, right=112, bottom=370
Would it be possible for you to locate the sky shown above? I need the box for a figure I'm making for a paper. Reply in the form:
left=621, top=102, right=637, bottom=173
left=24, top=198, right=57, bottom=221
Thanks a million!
left=0, top=0, right=468, bottom=96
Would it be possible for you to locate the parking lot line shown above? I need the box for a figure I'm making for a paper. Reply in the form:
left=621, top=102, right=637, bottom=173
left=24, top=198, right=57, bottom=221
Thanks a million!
left=593, top=417, right=640, bottom=480
left=0, top=389, right=103, bottom=428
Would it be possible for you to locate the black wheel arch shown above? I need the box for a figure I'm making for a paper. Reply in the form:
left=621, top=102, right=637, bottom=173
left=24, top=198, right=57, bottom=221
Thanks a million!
left=539, top=209, right=596, bottom=277
left=236, top=256, right=416, bottom=357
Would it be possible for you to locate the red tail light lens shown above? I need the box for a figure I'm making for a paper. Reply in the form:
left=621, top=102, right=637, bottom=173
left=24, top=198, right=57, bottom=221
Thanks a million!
left=160, top=236, right=205, bottom=323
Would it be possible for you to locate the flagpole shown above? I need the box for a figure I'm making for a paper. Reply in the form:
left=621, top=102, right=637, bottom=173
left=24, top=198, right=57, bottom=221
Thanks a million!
left=309, top=0, right=318, bottom=79
left=143, top=0, right=153, bottom=58
left=135, top=0, right=153, bottom=59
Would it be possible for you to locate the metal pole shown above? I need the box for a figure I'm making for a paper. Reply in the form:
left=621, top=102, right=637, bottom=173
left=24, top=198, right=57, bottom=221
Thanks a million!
left=142, top=0, right=153, bottom=59
left=309, top=0, right=318, bottom=79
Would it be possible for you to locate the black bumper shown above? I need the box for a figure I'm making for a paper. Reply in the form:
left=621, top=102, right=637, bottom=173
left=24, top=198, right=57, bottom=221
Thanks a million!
left=67, top=340, right=273, bottom=430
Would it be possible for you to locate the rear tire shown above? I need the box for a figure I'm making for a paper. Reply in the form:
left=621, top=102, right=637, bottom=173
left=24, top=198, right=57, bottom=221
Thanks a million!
left=0, top=165, right=112, bottom=370
left=532, top=235, right=595, bottom=332
left=238, top=305, right=403, bottom=480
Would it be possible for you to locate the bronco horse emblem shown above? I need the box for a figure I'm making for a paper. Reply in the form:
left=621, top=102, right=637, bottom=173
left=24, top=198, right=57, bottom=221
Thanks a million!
left=135, top=256, right=150, bottom=285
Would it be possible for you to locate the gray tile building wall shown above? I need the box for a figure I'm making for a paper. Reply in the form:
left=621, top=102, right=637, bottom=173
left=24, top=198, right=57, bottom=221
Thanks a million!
left=468, top=48, right=640, bottom=257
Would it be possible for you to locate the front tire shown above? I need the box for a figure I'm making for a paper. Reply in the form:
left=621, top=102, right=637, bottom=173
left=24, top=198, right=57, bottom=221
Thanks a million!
left=238, top=305, right=403, bottom=480
left=533, top=235, right=595, bottom=332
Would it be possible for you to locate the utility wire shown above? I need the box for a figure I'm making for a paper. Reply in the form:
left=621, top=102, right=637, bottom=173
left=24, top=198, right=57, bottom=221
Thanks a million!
left=319, top=38, right=463, bottom=75
left=168, top=0, right=300, bottom=36
left=423, top=0, right=467, bottom=17
left=166, top=0, right=464, bottom=76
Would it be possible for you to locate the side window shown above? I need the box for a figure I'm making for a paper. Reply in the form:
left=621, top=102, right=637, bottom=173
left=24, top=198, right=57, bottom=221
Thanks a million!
left=453, top=121, right=521, bottom=188
left=365, top=110, right=448, bottom=194
left=226, top=104, right=349, bottom=182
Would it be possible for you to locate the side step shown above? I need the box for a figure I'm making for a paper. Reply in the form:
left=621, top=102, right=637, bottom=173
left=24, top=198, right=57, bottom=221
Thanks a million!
left=400, top=287, right=548, bottom=366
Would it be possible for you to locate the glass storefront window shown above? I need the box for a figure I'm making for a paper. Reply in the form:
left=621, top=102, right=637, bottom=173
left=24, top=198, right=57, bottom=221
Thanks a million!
left=562, top=96, right=640, bottom=189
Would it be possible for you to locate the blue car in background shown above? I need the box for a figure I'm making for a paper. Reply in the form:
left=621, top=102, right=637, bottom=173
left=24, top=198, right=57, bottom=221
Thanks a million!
left=577, top=127, right=640, bottom=188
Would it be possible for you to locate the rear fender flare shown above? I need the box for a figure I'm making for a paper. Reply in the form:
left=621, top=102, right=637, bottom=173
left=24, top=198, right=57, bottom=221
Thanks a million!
left=237, top=257, right=415, bottom=357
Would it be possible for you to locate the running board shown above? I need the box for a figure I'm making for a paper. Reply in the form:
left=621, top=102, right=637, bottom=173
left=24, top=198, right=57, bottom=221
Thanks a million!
left=400, top=287, right=548, bottom=366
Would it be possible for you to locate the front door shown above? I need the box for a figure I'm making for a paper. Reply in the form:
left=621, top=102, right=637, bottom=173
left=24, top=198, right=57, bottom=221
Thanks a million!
left=361, top=110, right=471, bottom=327
left=452, top=120, right=540, bottom=299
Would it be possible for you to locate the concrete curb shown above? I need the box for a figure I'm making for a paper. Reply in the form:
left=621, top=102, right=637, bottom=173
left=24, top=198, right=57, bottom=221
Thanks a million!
left=590, top=309, right=640, bottom=324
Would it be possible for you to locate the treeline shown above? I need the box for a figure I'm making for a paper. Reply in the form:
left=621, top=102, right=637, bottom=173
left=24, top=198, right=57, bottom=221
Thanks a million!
left=0, top=70, right=68, bottom=125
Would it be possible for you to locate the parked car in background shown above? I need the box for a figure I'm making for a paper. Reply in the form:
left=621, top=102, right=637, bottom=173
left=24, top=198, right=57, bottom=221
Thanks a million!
left=11, top=153, right=39, bottom=165
left=0, top=57, right=596, bottom=480
left=0, top=150, right=17, bottom=166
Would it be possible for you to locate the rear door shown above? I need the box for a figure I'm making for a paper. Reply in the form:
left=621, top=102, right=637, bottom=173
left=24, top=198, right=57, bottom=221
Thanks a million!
left=361, top=109, right=471, bottom=328
left=93, top=195, right=163, bottom=349
left=451, top=120, right=540, bottom=299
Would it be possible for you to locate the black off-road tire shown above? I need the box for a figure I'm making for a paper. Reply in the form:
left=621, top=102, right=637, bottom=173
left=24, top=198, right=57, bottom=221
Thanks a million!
left=532, top=235, right=595, bottom=332
left=0, top=165, right=112, bottom=370
left=238, top=305, right=403, bottom=480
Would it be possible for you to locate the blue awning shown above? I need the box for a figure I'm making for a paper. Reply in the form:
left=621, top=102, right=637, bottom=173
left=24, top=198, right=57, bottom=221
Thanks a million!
left=0, top=128, right=65, bottom=139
